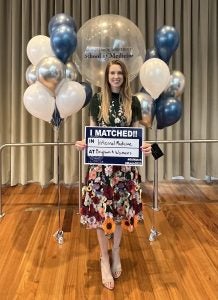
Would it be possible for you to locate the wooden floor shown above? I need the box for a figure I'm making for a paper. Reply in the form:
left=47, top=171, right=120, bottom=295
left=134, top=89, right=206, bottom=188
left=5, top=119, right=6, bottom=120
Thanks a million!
left=0, top=181, right=217, bottom=300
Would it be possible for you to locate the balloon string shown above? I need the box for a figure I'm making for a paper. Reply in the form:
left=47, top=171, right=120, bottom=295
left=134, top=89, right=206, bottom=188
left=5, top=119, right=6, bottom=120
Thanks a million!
left=54, top=126, right=62, bottom=232
left=152, top=120, right=158, bottom=223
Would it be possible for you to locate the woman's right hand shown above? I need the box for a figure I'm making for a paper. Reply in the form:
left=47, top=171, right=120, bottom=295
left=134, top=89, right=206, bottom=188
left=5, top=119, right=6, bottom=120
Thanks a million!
left=75, top=140, right=87, bottom=151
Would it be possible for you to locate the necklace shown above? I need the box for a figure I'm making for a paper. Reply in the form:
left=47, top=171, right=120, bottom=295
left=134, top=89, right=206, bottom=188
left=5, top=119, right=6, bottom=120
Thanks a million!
left=109, top=93, right=126, bottom=126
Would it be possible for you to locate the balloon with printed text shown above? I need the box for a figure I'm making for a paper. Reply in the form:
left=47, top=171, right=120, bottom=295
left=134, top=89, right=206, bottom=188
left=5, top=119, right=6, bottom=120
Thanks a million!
left=74, top=14, right=145, bottom=87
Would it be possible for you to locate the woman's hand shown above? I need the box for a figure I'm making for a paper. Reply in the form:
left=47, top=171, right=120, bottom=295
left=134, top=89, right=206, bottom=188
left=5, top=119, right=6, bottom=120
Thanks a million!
left=140, top=142, right=152, bottom=156
left=75, top=140, right=87, bottom=151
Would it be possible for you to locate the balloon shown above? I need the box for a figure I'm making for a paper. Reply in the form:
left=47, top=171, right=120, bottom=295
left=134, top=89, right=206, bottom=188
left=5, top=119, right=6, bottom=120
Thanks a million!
left=23, top=81, right=55, bottom=122
left=134, top=92, right=155, bottom=128
left=155, top=95, right=182, bottom=129
left=65, top=61, right=78, bottom=81
left=51, top=24, right=77, bottom=63
left=80, top=82, right=93, bottom=108
left=154, top=26, right=180, bottom=63
left=36, top=56, right=65, bottom=93
left=164, top=70, right=185, bottom=97
left=56, top=80, right=86, bottom=118
left=25, top=65, right=37, bottom=85
left=26, top=35, right=55, bottom=66
left=74, top=14, right=145, bottom=87
left=48, top=13, right=77, bottom=36
left=145, top=47, right=159, bottom=61
left=139, top=58, right=170, bottom=99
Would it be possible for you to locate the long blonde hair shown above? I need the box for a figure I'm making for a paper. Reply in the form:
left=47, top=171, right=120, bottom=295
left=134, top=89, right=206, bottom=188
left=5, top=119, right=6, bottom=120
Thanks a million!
left=99, top=59, right=132, bottom=125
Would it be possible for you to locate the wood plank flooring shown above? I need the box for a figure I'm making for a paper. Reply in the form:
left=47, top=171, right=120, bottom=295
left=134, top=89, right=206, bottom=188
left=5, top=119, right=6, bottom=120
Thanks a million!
left=0, top=181, right=217, bottom=300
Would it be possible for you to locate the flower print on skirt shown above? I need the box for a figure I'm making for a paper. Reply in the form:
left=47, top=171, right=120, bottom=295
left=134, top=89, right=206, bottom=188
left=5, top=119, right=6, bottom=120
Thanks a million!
left=80, top=164, right=143, bottom=235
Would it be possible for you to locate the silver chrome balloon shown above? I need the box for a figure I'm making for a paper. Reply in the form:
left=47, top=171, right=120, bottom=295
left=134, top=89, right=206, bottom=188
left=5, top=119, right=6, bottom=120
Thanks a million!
left=25, top=64, right=37, bottom=85
left=36, top=56, right=65, bottom=93
left=135, top=92, right=155, bottom=128
left=65, top=61, right=78, bottom=81
left=164, top=70, right=185, bottom=97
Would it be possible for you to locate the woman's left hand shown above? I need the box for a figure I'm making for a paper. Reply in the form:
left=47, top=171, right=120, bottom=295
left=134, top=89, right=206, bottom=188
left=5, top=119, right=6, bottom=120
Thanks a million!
left=140, top=142, right=152, bottom=156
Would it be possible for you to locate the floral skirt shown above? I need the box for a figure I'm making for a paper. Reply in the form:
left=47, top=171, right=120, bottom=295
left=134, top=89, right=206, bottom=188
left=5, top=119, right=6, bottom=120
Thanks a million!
left=80, top=165, right=143, bottom=235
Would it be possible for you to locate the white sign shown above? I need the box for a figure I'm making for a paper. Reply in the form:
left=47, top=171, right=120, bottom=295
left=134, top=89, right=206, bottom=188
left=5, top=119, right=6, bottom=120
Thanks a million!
left=85, top=126, right=144, bottom=166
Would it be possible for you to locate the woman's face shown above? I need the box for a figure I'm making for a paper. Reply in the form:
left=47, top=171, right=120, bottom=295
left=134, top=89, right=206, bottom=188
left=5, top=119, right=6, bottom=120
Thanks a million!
left=108, top=64, right=124, bottom=92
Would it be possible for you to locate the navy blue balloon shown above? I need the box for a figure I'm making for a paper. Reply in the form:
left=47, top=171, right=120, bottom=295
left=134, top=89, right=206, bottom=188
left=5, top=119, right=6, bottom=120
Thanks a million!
left=145, top=47, right=159, bottom=61
left=80, top=82, right=93, bottom=108
left=48, top=13, right=77, bottom=36
left=155, top=95, right=182, bottom=129
left=51, top=24, right=77, bottom=63
left=154, top=26, right=180, bottom=63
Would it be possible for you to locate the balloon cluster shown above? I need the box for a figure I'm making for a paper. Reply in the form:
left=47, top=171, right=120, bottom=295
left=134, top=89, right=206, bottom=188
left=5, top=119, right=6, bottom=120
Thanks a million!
left=24, top=13, right=93, bottom=127
left=137, top=25, right=185, bottom=129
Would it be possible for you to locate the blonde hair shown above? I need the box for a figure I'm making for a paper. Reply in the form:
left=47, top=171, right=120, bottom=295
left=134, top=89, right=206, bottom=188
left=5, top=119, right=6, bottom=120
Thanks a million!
left=99, top=59, right=132, bottom=125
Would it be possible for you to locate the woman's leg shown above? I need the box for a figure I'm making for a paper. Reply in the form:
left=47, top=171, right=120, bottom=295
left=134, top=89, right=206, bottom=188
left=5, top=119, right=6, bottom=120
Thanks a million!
left=96, top=228, right=114, bottom=290
left=111, top=224, right=122, bottom=278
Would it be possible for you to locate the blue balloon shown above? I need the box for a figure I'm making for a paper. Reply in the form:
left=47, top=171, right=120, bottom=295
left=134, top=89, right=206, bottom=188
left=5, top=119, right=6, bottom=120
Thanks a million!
left=51, top=25, right=77, bottom=63
left=154, top=26, right=180, bottom=63
left=80, top=82, right=93, bottom=108
left=155, top=95, right=182, bottom=129
left=145, top=47, right=159, bottom=61
left=48, top=13, right=77, bottom=36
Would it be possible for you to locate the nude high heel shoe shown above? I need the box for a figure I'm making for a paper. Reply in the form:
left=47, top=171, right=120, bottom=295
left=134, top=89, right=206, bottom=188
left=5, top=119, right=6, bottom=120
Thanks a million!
left=100, top=255, right=114, bottom=290
left=111, top=225, right=122, bottom=279
left=111, top=247, right=122, bottom=279
left=97, top=228, right=114, bottom=290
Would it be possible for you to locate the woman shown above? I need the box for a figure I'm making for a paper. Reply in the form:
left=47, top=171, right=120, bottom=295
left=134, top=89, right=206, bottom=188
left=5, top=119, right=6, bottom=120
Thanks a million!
left=76, top=59, right=151, bottom=290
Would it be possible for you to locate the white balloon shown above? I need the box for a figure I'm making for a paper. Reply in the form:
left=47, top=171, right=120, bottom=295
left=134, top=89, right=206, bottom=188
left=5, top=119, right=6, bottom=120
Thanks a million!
left=139, top=58, right=170, bottom=99
left=23, top=81, right=55, bottom=122
left=56, top=80, right=86, bottom=118
left=27, top=35, right=55, bottom=66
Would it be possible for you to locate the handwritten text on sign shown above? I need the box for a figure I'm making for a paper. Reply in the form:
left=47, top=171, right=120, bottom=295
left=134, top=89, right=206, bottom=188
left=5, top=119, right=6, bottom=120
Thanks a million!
left=85, top=126, right=143, bottom=166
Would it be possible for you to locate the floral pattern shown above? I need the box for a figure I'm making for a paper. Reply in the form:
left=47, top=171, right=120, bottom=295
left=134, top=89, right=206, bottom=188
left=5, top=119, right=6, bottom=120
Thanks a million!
left=80, top=92, right=143, bottom=235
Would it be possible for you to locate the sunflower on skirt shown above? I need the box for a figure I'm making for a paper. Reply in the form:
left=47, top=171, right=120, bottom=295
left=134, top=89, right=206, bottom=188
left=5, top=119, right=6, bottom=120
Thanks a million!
left=121, top=216, right=138, bottom=232
left=102, top=217, right=116, bottom=236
